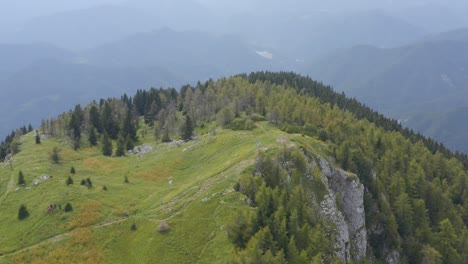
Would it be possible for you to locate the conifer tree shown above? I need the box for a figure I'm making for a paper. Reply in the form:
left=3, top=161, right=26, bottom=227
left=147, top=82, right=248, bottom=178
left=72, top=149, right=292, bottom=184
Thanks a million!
left=115, top=134, right=125, bottom=157
left=18, top=205, right=29, bottom=220
left=180, top=115, right=194, bottom=141
left=162, top=125, right=171, bottom=143
left=18, top=170, right=25, bottom=185
left=101, top=132, right=113, bottom=156
left=64, top=203, right=73, bottom=212
left=88, top=126, right=98, bottom=146
left=125, top=135, right=134, bottom=151
left=66, top=176, right=74, bottom=185
left=35, top=130, right=41, bottom=144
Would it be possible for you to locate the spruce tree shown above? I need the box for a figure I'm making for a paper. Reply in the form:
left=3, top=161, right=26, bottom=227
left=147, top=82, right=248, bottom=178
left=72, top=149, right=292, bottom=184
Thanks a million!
left=50, top=147, right=61, bottom=164
left=115, top=135, right=125, bottom=157
left=125, top=135, right=134, bottom=151
left=64, top=203, right=73, bottom=212
left=162, top=125, right=171, bottom=143
left=89, top=104, right=102, bottom=133
left=88, top=126, right=98, bottom=146
left=66, top=176, right=74, bottom=185
left=101, top=132, right=113, bottom=156
left=18, top=205, right=29, bottom=220
left=35, top=131, right=41, bottom=144
left=180, top=115, right=194, bottom=141
left=18, top=170, right=25, bottom=185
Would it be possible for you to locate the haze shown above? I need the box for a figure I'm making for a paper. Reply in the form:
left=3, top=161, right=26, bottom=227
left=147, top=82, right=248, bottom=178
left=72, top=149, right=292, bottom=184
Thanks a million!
left=2, top=0, right=468, bottom=151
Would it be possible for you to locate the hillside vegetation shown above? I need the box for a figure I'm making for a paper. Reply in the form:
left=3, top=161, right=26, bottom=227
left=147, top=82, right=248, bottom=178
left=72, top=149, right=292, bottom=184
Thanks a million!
left=0, top=72, right=466, bottom=263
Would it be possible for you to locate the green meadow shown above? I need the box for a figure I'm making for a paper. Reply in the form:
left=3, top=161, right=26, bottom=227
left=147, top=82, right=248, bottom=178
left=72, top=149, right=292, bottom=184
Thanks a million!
left=0, top=122, right=326, bottom=263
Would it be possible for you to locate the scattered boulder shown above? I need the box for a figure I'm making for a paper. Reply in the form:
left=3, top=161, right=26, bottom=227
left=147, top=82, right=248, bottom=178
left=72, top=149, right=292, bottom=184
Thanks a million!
left=131, top=144, right=155, bottom=155
left=34, top=180, right=39, bottom=186
left=40, top=174, right=50, bottom=181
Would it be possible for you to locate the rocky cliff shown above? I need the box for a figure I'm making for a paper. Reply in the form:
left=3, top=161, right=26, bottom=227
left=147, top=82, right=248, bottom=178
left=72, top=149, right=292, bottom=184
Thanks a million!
left=318, top=157, right=367, bottom=263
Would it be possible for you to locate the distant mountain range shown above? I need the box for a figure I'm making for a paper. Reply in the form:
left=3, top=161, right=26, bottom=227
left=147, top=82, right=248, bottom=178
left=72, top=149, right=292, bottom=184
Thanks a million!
left=0, top=29, right=280, bottom=136
left=307, top=28, right=468, bottom=152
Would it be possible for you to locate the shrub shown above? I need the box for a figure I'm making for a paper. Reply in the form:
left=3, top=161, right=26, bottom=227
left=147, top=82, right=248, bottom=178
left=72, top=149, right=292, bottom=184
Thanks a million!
left=80, top=179, right=86, bottom=185
left=102, top=185, right=108, bottom=191
left=158, top=221, right=170, bottom=233
left=64, top=203, right=73, bottom=212
left=124, top=176, right=129, bottom=183
left=131, top=223, right=137, bottom=231
left=70, top=166, right=76, bottom=174
left=18, top=205, right=29, bottom=220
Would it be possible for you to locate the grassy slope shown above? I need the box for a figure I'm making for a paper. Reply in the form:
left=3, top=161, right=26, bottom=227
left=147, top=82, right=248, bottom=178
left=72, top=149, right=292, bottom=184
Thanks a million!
left=0, top=123, right=328, bottom=263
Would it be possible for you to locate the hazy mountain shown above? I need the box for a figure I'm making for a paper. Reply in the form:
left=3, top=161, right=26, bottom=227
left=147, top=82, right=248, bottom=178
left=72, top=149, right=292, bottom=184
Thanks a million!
left=82, top=28, right=283, bottom=80
left=227, top=9, right=426, bottom=61
left=307, top=28, right=468, bottom=151
left=3, top=5, right=160, bottom=51
left=0, top=59, right=182, bottom=135
left=0, top=29, right=282, bottom=137
left=0, top=43, right=73, bottom=80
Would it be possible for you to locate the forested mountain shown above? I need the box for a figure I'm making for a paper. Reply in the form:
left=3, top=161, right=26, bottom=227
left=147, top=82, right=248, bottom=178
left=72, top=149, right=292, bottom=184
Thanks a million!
left=0, top=72, right=466, bottom=263
left=307, top=29, right=468, bottom=152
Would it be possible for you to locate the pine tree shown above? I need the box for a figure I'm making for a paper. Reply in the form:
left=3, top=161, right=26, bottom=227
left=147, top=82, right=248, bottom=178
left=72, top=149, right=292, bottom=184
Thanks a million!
left=88, top=126, right=98, bottom=146
left=101, top=132, right=113, bottom=156
left=115, top=135, right=125, bottom=157
left=89, top=104, right=102, bottom=133
left=35, top=130, right=41, bottom=144
left=122, top=108, right=137, bottom=141
left=18, top=205, right=29, bottom=220
left=180, top=115, right=194, bottom=141
left=28, top=124, right=33, bottom=132
left=86, top=178, right=93, bottom=188
left=125, top=135, right=134, bottom=151
left=18, top=170, right=25, bottom=185
left=66, top=176, right=74, bottom=185
left=70, top=166, right=76, bottom=174
left=64, top=203, right=73, bottom=212
left=50, top=147, right=61, bottom=164
left=162, top=125, right=171, bottom=143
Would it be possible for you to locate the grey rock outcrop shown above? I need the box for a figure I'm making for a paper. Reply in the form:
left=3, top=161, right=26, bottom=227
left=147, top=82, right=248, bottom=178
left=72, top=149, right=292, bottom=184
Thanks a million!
left=318, top=157, right=367, bottom=263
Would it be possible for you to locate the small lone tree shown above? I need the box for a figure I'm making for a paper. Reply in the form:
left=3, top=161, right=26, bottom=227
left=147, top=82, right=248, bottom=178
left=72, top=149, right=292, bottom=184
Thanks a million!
left=131, top=223, right=137, bottom=231
left=50, top=147, right=61, bottom=164
left=86, top=178, right=92, bottom=188
left=64, top=203, right=73, bottom=212
left=70, top=166, right=76, bottom=174
left=66, top=176, right=74, bottom=185
left=80, top=179, right=86, bottom=185
left=101, top=132, right=113, bottom=156
left=18, top=205, right=29, bottom=220
left=35, top=130, right=41, bottom=144
left=124, top=176, right=129, bottom=183
left=18, top=170, right=25, bottom=185
left=102, top=185, right=108, bottom=191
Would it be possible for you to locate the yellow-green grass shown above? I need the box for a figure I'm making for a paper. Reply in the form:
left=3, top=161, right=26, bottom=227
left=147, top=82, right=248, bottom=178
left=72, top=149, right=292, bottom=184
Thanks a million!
left=0, top=122, right=328, bottom=263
